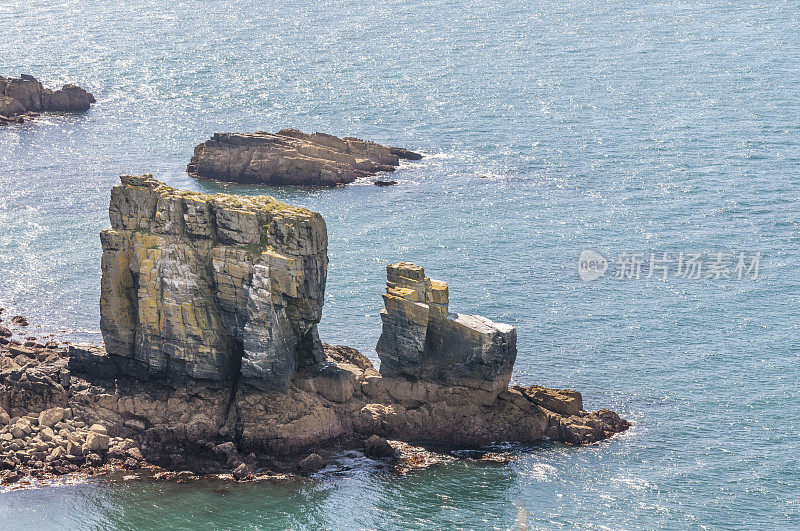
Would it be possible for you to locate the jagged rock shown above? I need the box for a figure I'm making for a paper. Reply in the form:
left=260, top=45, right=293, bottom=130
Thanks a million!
left=516, top=385, right=583, bottom=416
left=0, top=74, right=94, bottom=120
left=187, top=129, right=422, bottom=186
left=99, top=174, right=328, bottom=389
left=376, top=262, right=517, bottom=398
left=233, top=462, right=250, bottom=480
left=297, top=453, right=324, bottom=473
left=364, top=435, right=396, bottom=458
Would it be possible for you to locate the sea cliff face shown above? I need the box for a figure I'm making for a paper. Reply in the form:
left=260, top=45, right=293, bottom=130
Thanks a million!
left=100, top=174, right=328, bottom=389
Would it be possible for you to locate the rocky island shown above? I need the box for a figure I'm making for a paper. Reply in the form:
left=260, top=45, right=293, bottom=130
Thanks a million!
left=187, top=129, right=422, bottom=186
left=0, top=175, right=628, bottom=487
left=0, top=74, right=95, bottom=125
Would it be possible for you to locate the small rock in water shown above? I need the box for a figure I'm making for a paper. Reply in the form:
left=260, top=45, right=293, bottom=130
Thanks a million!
left=298, top=453, right=324, bottom=473
left=374, top=180, right=397, bottom=186
left=364, top=435, right=397, bottom=459
left=233, top=463, right=250, bottom=480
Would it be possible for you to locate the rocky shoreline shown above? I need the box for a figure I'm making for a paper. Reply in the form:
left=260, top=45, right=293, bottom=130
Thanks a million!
left=0, top=176, right=630, bottom=489
left=187, top=129, right=422, bottom=186
left=0, top=74, right=95, bottom=125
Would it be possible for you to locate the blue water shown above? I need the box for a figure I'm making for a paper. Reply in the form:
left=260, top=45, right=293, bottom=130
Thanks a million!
left=1, top=0, right=799, bottom=528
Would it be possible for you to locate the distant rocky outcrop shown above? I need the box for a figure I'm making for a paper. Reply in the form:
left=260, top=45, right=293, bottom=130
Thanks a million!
left=100, top=174, right=328, bottom=389
left=0, top=74, right=95, bottom=125
left=187, top=129, right=422, bottom=186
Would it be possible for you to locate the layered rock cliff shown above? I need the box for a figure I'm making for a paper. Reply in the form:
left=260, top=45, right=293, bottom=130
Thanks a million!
left=187, top=129, right=422, bottom=186
left=0, top=74, right=95, bottom=124
left=100, top=175, right=327, bottom=389
left=376, top=263, right=517, bottom=397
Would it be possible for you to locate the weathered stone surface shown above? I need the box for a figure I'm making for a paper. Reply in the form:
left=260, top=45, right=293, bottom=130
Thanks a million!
left=517, top=385, right=583, bottom=416
left=99, top=174, right=328, bottom=389
left=187, top=129, right=422, bottom=186
left=376, top=262, right=517, bottom=398
left=0, top=74, right=95, bottom=121
left=38, top=407, right=68, bottom=428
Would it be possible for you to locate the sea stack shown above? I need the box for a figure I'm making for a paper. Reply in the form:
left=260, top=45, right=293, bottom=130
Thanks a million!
left=99, top=174, right=328, bottom=389
left=187, top=129, right=422, bottom=186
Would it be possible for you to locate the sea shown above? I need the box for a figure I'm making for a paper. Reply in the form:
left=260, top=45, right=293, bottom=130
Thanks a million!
left=1, top=0, right=799, bottom=528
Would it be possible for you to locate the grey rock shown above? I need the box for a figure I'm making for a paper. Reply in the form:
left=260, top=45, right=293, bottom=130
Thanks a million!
left=376, top=262, right=517, bottom=397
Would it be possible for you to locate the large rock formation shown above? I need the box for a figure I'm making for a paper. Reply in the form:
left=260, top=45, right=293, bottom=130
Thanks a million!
left=0, top=177, right=630, bottom=486
left=187, top=129, right=422, bottom=186
left=99, top=175, right=328, bottom=389
left=376, top=263, right=517, bottom=398
left=0, top=74, right=95, bottom=124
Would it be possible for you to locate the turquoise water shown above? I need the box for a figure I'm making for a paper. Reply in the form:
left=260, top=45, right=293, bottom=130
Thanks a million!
left=1, top=0, right=799, bottom=527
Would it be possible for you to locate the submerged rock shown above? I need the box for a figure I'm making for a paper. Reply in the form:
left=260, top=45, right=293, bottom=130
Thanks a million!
left=0, top=74, right=95, bottom=122
left=187, top=129, right=422, bottom=186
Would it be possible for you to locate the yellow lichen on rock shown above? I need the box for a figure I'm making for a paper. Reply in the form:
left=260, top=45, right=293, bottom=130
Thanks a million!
left=100, top=175, right=328, bottom=388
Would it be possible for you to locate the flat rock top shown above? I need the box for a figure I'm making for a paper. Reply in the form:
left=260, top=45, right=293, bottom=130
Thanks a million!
left=119, top=174, right=316, bottom=219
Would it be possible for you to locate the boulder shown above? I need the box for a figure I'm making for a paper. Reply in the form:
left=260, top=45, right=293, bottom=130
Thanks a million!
left=187, top=129, right=422, bottom=186
left=233, top=462, right=250, bottom=480
left=364, top=435, right=396, bottom=458
left=83, top=431, right=110, bottom=452
left=376, top=262, right=517, bottom=398
left=297, top=453, right=324, bottom=473
left=38, top=407, right=68, bottom=427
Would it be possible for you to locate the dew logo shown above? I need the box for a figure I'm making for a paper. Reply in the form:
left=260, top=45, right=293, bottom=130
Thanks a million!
left=577, top=250, right=608, bottom=281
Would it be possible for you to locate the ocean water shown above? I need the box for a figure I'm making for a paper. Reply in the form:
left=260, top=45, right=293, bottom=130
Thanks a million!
left=1, top=0, right=799, bottom=528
